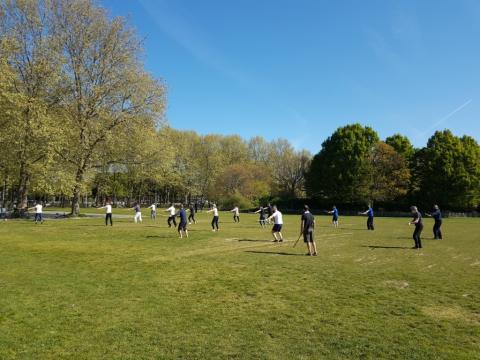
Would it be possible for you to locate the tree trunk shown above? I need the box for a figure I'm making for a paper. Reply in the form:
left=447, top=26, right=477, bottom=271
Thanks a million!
left=16, top=164, right=29, bottom=209
left=71, top=168, right=84, bottom=216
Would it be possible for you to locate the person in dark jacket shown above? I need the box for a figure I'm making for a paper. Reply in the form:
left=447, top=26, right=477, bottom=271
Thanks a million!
left=426, top=205, right=442, bottom=239
left=409, top=206, right=423, bottom=249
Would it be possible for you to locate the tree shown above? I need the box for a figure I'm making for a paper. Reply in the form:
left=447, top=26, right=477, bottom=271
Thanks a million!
left=413, top=130, right=480, bottom=209
left=369, top=142, right=410, bottom=203
left=0, top=0, right=62, bottom=208
left=385, top=134, right=415, bottom=160
left=306, top=123, right=379, bottom=203
left=52, top=0, right=166, bottom=215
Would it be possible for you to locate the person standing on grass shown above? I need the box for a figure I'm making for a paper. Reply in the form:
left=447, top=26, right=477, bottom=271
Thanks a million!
left=98, top=201, right=113, bottom=226
left=207, top=204, right=219, bottom=232
left=426, top=205, right=442, bottom=240
left=177, top=204, right=189, bottom=238
left=28, top=202, right=44, bottom=224
left=360, top=205, right=374, bottom=230
left=408, top=206, right=423, bottom=249
left=165, top=203, right=177, bottom=228
left=132, top=203, right=142, bottom=223
left=327, top=206, right=339, bottom=228
left=266, top=203, right=273, bottom=224
left=301, top=205, right=317, bottom=256
left=148, top=203, right=157, bottom=220
left=230, top=205, right=240, bottom=223
left=254, top=206, right=266, bottom=227
left=188, top=203, right=196, bottom=224
left=267, top=205, right=284, bottom=242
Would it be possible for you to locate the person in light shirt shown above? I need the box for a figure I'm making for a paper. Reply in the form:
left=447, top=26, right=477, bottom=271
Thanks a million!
left=148, top=203, right=157, bottom=220
left=230, top=206, right=240, bottom=223
left=98, top=201, right=113, bottom=226
left=207, top=204, right=219, bottom=231
left=165, top=203, right=177, bottom=228
left=28, top=202, right=44, bottom=224
left=267, top=205, right=284, bottom=242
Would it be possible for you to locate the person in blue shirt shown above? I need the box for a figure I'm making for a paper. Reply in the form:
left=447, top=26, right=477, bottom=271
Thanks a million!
left=327, top=206, right=339, bottom=228
left=360, top=205, right=374, bottom=230
left=176, top=203, right=189, bottom=238
left=426, top=204, right=442, bottom=240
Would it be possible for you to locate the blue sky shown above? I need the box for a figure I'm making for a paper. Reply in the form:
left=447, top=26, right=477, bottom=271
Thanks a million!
left=102, top=0, right=480, bottom=153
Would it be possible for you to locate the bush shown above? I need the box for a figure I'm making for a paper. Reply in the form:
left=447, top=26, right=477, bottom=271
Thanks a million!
left=218, top=192, right=253, bottom=210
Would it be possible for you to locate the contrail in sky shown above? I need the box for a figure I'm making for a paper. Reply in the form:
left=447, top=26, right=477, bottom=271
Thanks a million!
left=420, top=99, right=472, bottom=137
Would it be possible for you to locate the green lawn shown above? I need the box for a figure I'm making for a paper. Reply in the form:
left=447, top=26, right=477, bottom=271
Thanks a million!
left=1, top=213, right=479, bottom=359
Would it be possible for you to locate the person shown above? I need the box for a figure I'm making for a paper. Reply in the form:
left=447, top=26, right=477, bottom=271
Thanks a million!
left=148, top=203, right=157, bottom=220
left=28, top=202, right=44, bottom=224
left=165, top=203, right=177, bottom=228
left=230, top=206, right=240, bottom=223
left=267, top=205, right=284, bottom=242
left=207, top=204, right=219, bottom=232
left=360, top=205, right=374, bottom=230
left=188, top=203, right=196, bottom=224
left=266, top=203, right=273, bottom=224
left=301, top=205, right=317, bottom=256
left=177, top=204, right=189, bottom=238
left=194, top=202, right=198, bottom=213
left=408, top=206, right=423, bottom=249
left=327, top=206, right=339, bottom=228
left=426, top=205, right=442, bottom=240
left=132, top=203, right=142, bottom=223
left=254, top=206, right=266, bottom=227
left=98, top=201, right=113, bottom=226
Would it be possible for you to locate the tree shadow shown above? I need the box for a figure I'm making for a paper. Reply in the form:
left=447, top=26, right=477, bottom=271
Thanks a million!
left=362, top=245, right=412, bottom=249
left=245, top=250, right=306, bottom=256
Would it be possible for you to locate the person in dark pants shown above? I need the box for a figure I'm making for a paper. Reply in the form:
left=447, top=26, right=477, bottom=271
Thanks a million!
left=165, top=203, right=177, bottom=228
left=360, top=205, right=374, bottom=230
left=426, top=205, right=442, bottom=239
left=409, top=206, right=423, bottom=249
left=301, top=205, right=317, bottom=256
left=188, top=204, right=196, bottom=224
left=207, top=204, right=219, bottom=231
left=254, top=206, right=266, bottom=227
left=98, top=202, right=113, bottom=226
left=177, top=204, right=189, bottom=238
left=266, top=203, right=273, bottom=224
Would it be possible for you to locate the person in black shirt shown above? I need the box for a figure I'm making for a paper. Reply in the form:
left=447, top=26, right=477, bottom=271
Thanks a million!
left=188, top=204, right=196, bottom=224
left=254, top=206, right=266, bottom=227
left=301, top=205, right=317, bottom=256
left=408, top=206, right=423, bottom=249
left=426, top=205, right=442, bottom=239
left=266, top=203, right=273, bottom=223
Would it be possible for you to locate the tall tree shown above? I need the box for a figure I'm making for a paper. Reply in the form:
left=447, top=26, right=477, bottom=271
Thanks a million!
left=385, top=134, right=415, bottom=160
left=306, top=124, right=379, bottom=203
left=0, top=0, right=61, bottom=208
left=413, top=130, right=480, bottom=209
left=52, top=0, right=166, bottom=215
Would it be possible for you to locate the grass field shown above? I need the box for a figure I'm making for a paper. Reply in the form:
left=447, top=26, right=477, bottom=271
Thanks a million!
left=1, top=212, right=479, bottom=359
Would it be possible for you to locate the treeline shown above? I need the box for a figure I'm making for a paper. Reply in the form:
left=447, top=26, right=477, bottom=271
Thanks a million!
left=1, top=1, right=479, bottom=214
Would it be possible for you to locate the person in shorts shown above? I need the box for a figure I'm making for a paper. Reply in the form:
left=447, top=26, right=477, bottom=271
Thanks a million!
left=267, top=205, right=284, bottom=242
left=177, top=204, right=189, bottom=238
left=301, top=205, right=317, bottom=256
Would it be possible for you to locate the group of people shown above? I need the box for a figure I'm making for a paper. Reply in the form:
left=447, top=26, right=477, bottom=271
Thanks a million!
left=27, top=197, right=444, bottom=251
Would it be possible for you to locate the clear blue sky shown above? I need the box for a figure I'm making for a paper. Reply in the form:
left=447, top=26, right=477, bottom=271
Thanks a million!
left=102, top=0, right=480, bottom=153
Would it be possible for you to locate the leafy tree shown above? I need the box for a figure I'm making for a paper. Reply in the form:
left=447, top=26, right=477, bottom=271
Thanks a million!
left=306, top=123, right=379, bottom=203
left=413, top=130, right=480, bottom=209
left=385, top=134, right=415, bottom=160
left=369, top=142, right=410, bottom=203
left=51, top=0, right=166, bottom=215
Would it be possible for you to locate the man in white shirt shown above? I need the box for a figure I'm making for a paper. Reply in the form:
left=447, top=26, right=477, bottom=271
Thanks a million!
left=165, top=203, right=177, bottom=228
left=28, top=202, right=44, bottom=224
left=230, top=206, right=240, bottom=223
left=207, top=204, right=219, bottom=231
left=98, top=202, right=113, bottom=226
left=148, top=203, right=157, bottom=220
left=267, top=205, right=284, bottom=242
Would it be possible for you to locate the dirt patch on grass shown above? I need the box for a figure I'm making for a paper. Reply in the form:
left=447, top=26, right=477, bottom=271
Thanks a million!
left=422, top=306, right=480, bottom=324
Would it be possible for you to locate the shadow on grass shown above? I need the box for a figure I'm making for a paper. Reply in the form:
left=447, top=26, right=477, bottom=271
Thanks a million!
left=362, top=245, right=412, bottom=249
left=146, top=235, right=174, bottom=239
left=245, top=250, right=306, bottom=256
left=238, top=239, right=271, bottom=243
